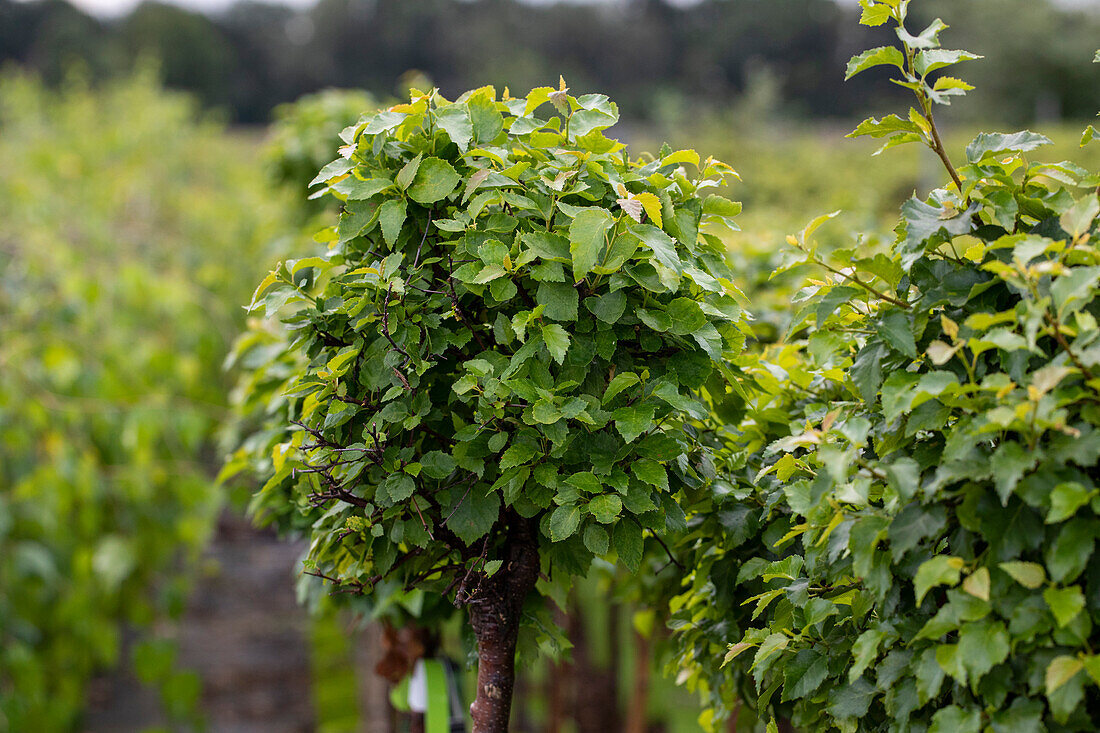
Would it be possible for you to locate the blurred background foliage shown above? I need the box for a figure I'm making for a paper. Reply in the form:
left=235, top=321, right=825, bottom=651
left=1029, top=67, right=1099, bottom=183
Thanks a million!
left=0, top=68, right=293, bottom=730
left=2, top=0, right=1100, bottom=730
left=1, top=0, right=1099, bottom=125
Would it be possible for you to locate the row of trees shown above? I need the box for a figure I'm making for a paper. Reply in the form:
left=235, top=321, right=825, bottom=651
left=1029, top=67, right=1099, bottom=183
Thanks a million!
left=0, top=69, right=294, bottom=731
left=3, top=0, right=1100, bottom=124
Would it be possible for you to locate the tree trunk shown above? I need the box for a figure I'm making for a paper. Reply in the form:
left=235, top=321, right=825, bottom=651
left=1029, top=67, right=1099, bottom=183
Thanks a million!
left=726, top=700, right=740, bottom=733
left=467, top=516, right=540, bottom=733
left=570, top=596, right=619, bottom=733
left=624, top=629, right=650, bottom=733
left=545, top=604, right=569, bottom=733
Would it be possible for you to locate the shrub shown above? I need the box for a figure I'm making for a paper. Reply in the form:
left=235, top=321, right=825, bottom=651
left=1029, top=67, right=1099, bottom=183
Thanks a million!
left=671, top=2, right=1100, bottom=731
left=224, top=79, right=747, bottom=729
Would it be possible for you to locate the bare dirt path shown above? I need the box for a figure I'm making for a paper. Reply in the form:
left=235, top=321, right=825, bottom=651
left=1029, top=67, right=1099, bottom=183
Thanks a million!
left=85, top=512, right=316, bottom=732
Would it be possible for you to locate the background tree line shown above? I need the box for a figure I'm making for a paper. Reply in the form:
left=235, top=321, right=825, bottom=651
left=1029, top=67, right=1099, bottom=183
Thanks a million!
left=2, top=0, right=1099, bottom=126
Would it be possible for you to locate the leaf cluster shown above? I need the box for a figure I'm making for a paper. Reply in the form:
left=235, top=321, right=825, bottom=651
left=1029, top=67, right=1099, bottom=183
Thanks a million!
left=226, top=81, right=748, bottom=627
left=672, top=4, right=1100, bottom=731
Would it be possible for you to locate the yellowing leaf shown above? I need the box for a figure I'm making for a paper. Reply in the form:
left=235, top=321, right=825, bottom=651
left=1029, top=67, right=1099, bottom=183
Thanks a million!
left=662, top=149, right=700, bottom=169
left=633, top=192, right=663, bottom=228
left=926, top=340, right=959, bottom=365
left=961, top=567, right=990, bottom=601
left=723, top=641, right=755, bottom=667
left=1046, top=656, right=1084, bottom=695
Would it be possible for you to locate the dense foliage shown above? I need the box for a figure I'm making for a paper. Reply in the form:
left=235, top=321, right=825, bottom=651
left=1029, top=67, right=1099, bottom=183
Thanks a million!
left=224, top=79, right=748, bottom=727
left=671, top=2, right=1100, bottom=731
left=0, top=70, right=291, bottom=731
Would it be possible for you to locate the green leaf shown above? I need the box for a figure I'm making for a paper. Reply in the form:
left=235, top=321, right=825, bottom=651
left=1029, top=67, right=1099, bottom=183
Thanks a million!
left=338, top=199, right=380, bottom=243
left=935, top=643, right=966, bottom=684
left=541, top=323, right=571, bottom=364
left=1044, top=585, right=1085, bottom=627
left=914, top=49, right=983, bottom=77
left=1047, top=482, right=1095, bottom=524
left=1083, top=654, right=1100, bottom=686
left=334, top=176, right=393, bottom=200
left=849, top=628, right=887, bottom=683
left=929, top=706, right=980, bottom=733
left=782, top=649, right=829, bottom=702
left=568, top=208, right=613, bottom=281
left=965, top=131, right=1053, bottom=163
left=752, top=632, right=790, bottom=672
left=522, top=231, right=570, bottom=261
left=310, top=157, right=355, bottom=187
left=585, top=290, right=627, bottom=324
left=379, top=199, right=407, bottom=247
left=378, top=472, right=416, bottom=504
left=666, top=298, right=707, bottom=336
left=702, top=194, right=742, bottom=219
left=634, top=192, right=663, bottom=228
left=1045, top=518, right=1095, bottom=583
left=630, top=222, right=683, bottom=273
left=957, top=619, right=1010, bottom=684
left=446, top=485, right=500, bottom=545
left=565, top=472, right=603, bottom=496
left=420, top=451, right=457, bottom=479
left=588, top=494, right=623, bottom=524
left=613, top=521, right=644, bottom=572
left=845, top=46, right=906, bottom=80
left=531, top=400, right=563, bottom=425
left=435, top=105, right=473, bottom=151
left=1052, top=266, right=1100, bottom=316
left=826, top=677, right=875, bottom=720
left=632, top=459, right=668, bottom=491
left=604, top=372, right=640, bottom=403
left=914, top=647, right=945, bottom=702
left=612, top=404, right=655, bottom=443
left=363, top=110, right=407, bottom=135
left=499, top=443, right=538, bottom=470
left=536, top=281, right=579, bottom=321
left=847, top=113, right=920, bottom=140
left=989, top=698, right=1044, bottom=732
left=549, top=504, right=581, bottom=541
left=395, top=152, right=423, bottom=190
left=858, top=1, right=892, bottom=26
left=583, top=524, right=609, bottom=555
left=888, top=503, right=946, bottom=560
left=914, top=555, right=964, bottom=605
left=326, top=345, right=359, bottom=376
left=991, top=442, right=1038, bottom=504
left=1080, top=125, right=1098, bottom=147
left=877, top=309, right=917, bottom=357
left=408, top=157, right=462, bottom=204
left=898, top=18, right=947, bottom=49
left=469, top=94, right=504, bottom=144
left=1048, top=666, right=1086, bottom=724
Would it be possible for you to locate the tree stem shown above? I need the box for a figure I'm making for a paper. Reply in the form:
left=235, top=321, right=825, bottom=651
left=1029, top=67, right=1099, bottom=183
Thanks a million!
left=924, top=107, right=963, bottom=190
left=466, top=516, right=540, bottom=733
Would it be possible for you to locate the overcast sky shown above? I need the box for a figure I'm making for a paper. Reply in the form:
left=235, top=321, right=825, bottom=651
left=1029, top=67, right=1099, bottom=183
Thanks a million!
left=23, top=0, right=1100, bottom=21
